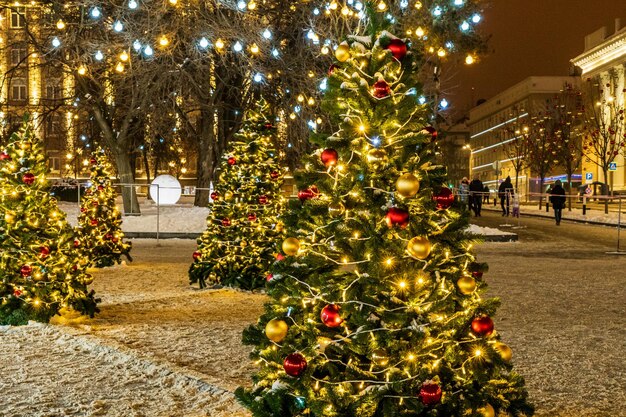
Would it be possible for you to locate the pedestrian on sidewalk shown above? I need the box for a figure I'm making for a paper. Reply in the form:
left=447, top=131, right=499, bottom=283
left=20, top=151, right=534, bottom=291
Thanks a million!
left=550, top=179, right=566, bottom=225
left=482, top=185, right=490, bottom=204
left=469, top=175, right=484, bottom=217
left=498, top=176, right=514, bottom=216
left=459, top=177, right=470, bottom=211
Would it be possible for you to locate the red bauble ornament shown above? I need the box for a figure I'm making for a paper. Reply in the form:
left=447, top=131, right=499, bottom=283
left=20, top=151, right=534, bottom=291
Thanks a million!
left=373, top=80, right=391, bottom=98
left=385, top=207, right=410, bottom=228
left=422, top=126, right=438, bottom=139
left=419, top=382, right=442, bottom=405
left=74, top=239, right=81, bottom=248
left=92, top=201, right=99, bottom=207
left=298, top=186, right=319, bottom=201
left=248, top=213, right=257, bottom=222
left=90, top=157, right=97, bottom=165
left=105, top=233, right=113, bottom=240
left=112, top=237, right=119, bottom=243
left=13, top=289, right=22, bottom=297
left=227, top=157, right=237, bottom=166
left=80, top=207, right=86, bottom=213
left=72, top=265, right=78, bottom=271
left=210, top=191, right=219, bottom=201
left=471, top=271, right=484, bottom=279
left=471, top=315, right=495, bottom=336
left=270, top=171, right=280, bottom=180
left=90, top=219, right=98, bottom=226
left=264, top=122, right=274, bottom=130
left=20, top=265, right=32, bottom=277
left=328, top=63, right=339, bottom=76
left=283, top=353, right=307, bottom=377
left=320, top=304, right=343, bottom=328
left=258, top=195, right=269, bottom=205
left=22, top=173, right=35, bottom=185
left=276, top=253, right=285, bottom=261
left=97, top=185, right=104, bottom=191
left=320, top=148, right=339, bottom=167
left=221, top=218, right=231, bottom=227
left=433, top=187, right=454, bottom=210
left=266, top=273, right=273, bottom=282
left=192, top=251, right=201, bottom=260
left=0, top=152, right=10, bottom=161
left=39, top=246, right=51, bottom=258
left=387, top=38, right=408, bottom=61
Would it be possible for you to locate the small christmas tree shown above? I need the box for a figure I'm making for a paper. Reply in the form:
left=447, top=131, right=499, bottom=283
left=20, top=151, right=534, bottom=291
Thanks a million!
left=0, top=120, right=99, bottom=325
left=236, top=19, right=533, bottom=417
left=76, top=148, right=132, bottom=268
left=189, top=103, right=284, bottom=290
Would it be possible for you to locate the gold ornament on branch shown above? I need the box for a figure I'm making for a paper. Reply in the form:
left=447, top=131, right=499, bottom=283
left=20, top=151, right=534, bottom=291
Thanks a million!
left=494, top=342, right=512, bottom=362
left=328, top=202, right=345, bottom=217
left=366, top=148, right=388, bottom=165
left=371, top=349, right=389, bottom=366
left=335, top=43, right=350, bottom=62
left=282, top=237, right=300, bottom=256
left=456, top=275, right=477, bottom=295
left=265, top=319, right=289, bottom=343
left=478, top=403, right=496, bottom=417
left=407, top=236, right=431, bottom=260
left=395, top=173, right=420, bottom=198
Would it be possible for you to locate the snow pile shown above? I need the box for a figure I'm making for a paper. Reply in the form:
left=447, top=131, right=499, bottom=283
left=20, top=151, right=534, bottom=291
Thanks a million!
left=506, top=204, right=624, bottom=225
left=467, top=224, right=516, bottom=236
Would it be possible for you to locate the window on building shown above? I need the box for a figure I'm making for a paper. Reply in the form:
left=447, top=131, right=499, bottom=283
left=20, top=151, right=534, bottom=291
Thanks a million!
left=45, top=82, right=62, bottom=100
left=10, top=47, right=28, bottom=66
left=10, top=79, right=27, bottom=101
left=46, top=113, right=63, bottom=134
left=10, top=7, right=26, bottom=29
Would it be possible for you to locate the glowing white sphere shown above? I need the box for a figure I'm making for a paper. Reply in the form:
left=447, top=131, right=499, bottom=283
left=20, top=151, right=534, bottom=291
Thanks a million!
left=150, top=175, right=181, bottom=205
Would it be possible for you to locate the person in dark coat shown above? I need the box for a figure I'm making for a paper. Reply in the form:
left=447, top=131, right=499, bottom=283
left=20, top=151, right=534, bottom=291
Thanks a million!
left=482, top=185, right=490, bottom=203
left=498, top=176, right=514, bottom=216
left=469, top=175, right=484, bottom=217
left=549, top=179, right=566, bottom=225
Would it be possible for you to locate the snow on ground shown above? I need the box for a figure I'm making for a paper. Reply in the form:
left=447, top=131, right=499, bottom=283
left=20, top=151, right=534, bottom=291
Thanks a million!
left=501, top=203, right=625, bottom=225
left=1, top=235, right=625, bottom=416
left=467, top=224, right=515, bottom=236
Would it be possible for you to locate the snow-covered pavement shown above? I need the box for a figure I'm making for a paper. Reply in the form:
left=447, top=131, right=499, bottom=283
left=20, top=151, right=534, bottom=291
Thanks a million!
left=1, top=231, right=625, bottom=416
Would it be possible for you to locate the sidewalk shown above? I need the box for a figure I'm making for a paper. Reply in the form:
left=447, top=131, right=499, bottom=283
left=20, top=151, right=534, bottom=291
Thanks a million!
left=484, top=203, right=623, bottom=227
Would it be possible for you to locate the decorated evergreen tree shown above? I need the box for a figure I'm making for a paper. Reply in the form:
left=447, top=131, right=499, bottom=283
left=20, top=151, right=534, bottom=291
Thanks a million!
left=189, top=103, right=284, bottom=290
left=236, top=10, right=533, bottom=417
left=0, top=121, right=99, bottom=325
left=76, top=148, right=132, bottom=268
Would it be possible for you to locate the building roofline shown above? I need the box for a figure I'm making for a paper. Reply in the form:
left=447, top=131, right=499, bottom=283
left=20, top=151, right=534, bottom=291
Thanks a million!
left=571, top=27, right=626, bottom=75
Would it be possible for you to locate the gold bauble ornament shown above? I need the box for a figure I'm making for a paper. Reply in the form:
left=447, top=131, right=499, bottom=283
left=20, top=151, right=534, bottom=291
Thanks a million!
left=366, top=148, right=387, bottom=165
left=494, top=342, right=512, bottom=362
left=282, top=237, right=300, bottom=256
left=407, top=236, right=431, bottom=260
left=395, top=173, right=420, bottom=198
left=335, top=43, right=350, bottom=62
left=224, top=191, right=234, bottom=200
left=456, top=276, right=477, bottom=295
left=371, top=349, right=389, bottom=366
left=328, top=202, right=345, bottom=217
left=265, top=319, right=289, bottom=343
left=240, top=241, right=248, bottom=247
left=4, top=212, right=15, bottom=224
left=276, top=221, right=284, bottom=233
left=478, top=403, right=496, bottom=417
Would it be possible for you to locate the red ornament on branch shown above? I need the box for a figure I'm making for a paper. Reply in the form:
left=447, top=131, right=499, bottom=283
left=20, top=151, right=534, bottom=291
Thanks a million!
left=433, top=187, right=454, bottom=210
left=0, top=152, right=10, bottom=161
left=320, top=304, right=343, bottom=328
left=248, top=213, right=257, bottom=222
left=419, top=382, right=442, bottom=405
left=471, top=271, right=484, bottom=279
left=74, top=239, right=81, bottom=248
left=270, top=171, right=280, bottom=180
left=192, top=251, right=201, bottom=260
left=221, top=218, right=231, bottom=227
left=373, top=80, right=391, bottom=99
left=298, top=186, right=319, bottom=201
left=90, top=219, right=98, bottom=226
left=97, top=185, right=104, bottom=191
left=39, top=247, right=51, bottom=258
left=283, top=353, right=307, bottom=377
left=471, top=315, right=495, bottom=336
left=227, top=157, right=237, bottom=166
left=13, top=289, right=22, bottom=297
left=258, top=195, right=269, bottom=205
left=210, top=191, right=219, bottom=201
left=266, top=273, right=274, bottom=282
left=385, top=207, right=410, bottom=228
left=22, top=173, right=36, bottom=185
left=90, top=157, right=97, bottom=165
left=20, top=265, right=33, bottom=277
left=328, top=63, right=339, bottom=76
left=422, top=126, right=438, bottom=140
left=320, top=148, right=339, bottom=167
left=387, top=38, right=408, bottom=61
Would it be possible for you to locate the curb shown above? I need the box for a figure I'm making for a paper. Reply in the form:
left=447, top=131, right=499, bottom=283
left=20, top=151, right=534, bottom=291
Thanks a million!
left=483, top=207, right=619, bottom=228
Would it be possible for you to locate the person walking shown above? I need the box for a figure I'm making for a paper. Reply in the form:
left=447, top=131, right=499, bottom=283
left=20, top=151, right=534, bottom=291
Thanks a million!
left=498, top=176, right=514, bottom=216
left=482, top=184, right=490, bottom=204
left=459, top=177, right=470, bottom=211
left=549, top=179, right=566, bottom=225
left=469, top=175, right=484, bottom=217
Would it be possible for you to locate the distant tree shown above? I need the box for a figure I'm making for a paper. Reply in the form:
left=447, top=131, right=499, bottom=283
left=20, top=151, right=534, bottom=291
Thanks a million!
left=501, top=106, right=530, bottom=193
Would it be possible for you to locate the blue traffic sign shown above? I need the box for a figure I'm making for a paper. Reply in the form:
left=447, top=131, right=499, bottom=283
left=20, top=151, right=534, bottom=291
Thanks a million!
left=585, top=172, right=593, bottom=180
left=609, top=162, right=618, bottom=171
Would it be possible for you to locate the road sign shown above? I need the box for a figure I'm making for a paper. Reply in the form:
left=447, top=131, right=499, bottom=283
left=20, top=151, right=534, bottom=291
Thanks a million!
left=585, top=172, right=593, bottom=184
left=584, top=186, right=594, bottom=197
left=609, top=162, right=618, bottom=171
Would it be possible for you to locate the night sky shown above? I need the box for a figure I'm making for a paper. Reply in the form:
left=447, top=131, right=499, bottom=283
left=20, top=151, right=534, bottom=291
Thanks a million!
left=451, top=0, right=626, bottom=116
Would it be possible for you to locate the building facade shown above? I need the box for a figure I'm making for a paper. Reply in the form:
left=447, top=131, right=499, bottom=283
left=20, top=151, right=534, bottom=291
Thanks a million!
left=467, top=76, right=579, bottom=196
left=571, top=19, right=626, bottom=192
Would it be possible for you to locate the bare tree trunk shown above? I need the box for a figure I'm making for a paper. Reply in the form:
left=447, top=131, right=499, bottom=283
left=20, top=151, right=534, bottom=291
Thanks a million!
left=194, top=109, right=215, bottom=207
left=114, top=149, right=141, bottom=215
left=567, top=172, right=573, bottom=211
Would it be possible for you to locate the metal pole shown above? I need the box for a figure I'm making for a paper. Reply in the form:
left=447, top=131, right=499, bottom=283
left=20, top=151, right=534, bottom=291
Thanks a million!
left=618, top=197, right=622, bottom=253
left=156, top=184, right=160, bottom=245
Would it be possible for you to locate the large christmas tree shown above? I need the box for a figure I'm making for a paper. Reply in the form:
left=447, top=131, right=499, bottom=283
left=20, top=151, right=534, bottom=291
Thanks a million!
left=189, top=104, right=284, bottom=290
left=236, top=14, right=533, bottom=417
left=76, top=148, right=132, bottom=268
left=0, top=121, right=99, bottom=325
